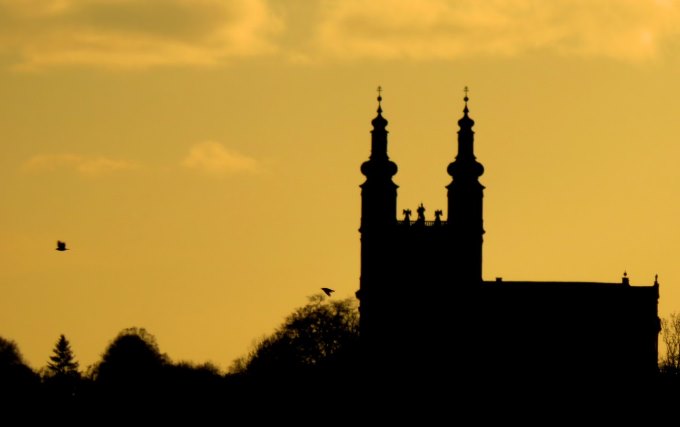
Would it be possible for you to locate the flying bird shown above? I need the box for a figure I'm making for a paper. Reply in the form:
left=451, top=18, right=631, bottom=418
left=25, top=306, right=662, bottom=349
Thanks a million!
left=56, top=241, right=69, bottom=251
left=321, top=287, right=335, bottom=297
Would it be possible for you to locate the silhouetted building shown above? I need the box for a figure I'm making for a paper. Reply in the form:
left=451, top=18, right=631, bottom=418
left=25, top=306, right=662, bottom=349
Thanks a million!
left=356, top=88, right=660, bottom=390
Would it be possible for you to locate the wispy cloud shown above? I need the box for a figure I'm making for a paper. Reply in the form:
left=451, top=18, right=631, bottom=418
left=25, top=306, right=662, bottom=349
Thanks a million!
left=0, top=0, right=283, bottom=70
left=182, top=141, right=261, bottom=175
left=2, top=0, right=678, bottom=69
left=22, top=153, right=139, bottom=175
left=312, top=0, right=680, bottom=62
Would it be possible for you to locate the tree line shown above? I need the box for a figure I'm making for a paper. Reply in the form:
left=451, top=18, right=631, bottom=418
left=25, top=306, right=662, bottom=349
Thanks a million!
left=3, top=294, right=680, bottom=420
left=0, top=294, right=359, bottom=421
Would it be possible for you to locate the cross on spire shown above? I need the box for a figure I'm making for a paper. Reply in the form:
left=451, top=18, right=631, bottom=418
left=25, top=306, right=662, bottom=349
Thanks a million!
left=463, top=86, right=470, bottom=114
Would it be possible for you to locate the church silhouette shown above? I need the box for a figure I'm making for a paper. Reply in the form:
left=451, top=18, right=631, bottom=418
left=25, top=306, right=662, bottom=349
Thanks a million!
left=355, top=88, right=661, bottom=392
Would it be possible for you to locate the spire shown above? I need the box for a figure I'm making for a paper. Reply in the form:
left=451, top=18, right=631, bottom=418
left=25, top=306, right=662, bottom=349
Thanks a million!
left=360, top=86, right=398, bottom=229
left=458, top=86, right=475, bottom=130
left=363, top=86, right=396, bottom=171
left=448, top=86, right=484, bottom=179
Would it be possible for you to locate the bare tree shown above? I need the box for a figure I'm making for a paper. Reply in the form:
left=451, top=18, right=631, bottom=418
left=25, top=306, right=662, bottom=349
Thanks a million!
left=660, top=312, right=680, bottom=375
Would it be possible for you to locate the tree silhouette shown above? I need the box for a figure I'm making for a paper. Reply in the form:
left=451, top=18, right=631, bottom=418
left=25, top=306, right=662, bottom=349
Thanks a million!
left=654, top=312, right=680, bottom=415
left=227, top=294, right=359, bottom=416
left=233, top=294, right=359, bottom=383
left=660, top=312, right=680, bottom=375
left=46, top=334, right=80, bottom=377
left=43, top=334, right=80, bottom=387
left=90, top=327, right=169, bottom=403
left=164, top=360, right=226, bottom=405
left=40, top=334, right=88, bottom=416
left=0, top=336, right=40, bottom=403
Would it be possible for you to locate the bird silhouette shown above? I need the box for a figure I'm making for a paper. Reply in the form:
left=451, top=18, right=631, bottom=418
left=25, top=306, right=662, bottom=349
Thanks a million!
left=321, top=287, right=334, bottom=297
left=56, top=241, right=69, bottom=251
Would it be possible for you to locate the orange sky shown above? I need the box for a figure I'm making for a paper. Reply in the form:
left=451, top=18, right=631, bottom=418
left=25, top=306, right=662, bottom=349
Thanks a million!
left=2, top=0, right=680, bottom=372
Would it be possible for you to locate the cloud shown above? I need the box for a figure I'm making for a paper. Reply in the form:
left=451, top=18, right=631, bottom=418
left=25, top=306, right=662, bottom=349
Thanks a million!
left=182, top=141, right=261, bottom=175
left=22, top=153, right=139, bottom=175
left=312, top=0, right=680, bottom=62
left=2, top=0, right=678, bottom=69
left=0, top=0, right=283, bottom=70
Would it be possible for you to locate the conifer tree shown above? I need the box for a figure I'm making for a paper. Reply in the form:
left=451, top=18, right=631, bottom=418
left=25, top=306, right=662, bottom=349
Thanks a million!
left=46, top=334, right=79, bottom=377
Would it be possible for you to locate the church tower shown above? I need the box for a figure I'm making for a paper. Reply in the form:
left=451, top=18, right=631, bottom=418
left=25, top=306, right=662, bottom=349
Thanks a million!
left=357, top=88, right=487, bottom=375
left=357, top=88, right=398, bottom=349
left=446, top=88, right=485, bottom=284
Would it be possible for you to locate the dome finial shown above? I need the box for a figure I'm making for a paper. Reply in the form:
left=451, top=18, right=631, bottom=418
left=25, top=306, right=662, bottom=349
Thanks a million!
left=463, top=86, right=469, bottom=114
left=371, top=85, right=388, bottom=131
left=457, top=85, right=474, bottom=129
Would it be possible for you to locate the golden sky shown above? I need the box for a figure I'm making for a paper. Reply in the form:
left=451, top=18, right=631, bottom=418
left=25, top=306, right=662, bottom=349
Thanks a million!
left=2, top=0, right=680, bottom=372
